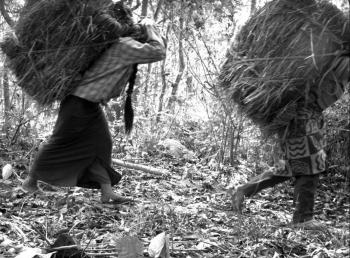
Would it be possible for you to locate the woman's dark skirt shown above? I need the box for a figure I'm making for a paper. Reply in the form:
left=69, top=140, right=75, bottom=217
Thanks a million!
left=30, top=95, right=121, bottom=189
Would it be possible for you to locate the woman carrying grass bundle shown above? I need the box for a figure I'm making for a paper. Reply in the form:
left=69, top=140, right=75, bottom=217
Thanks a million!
left=230, top=52, right=349, bottom=231
left=221, top=0, right=350, bottom=230
left=21, top=2, right=166, bottom=204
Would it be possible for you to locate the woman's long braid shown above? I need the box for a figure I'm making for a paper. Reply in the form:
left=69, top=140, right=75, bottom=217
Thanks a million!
left=124, top=63, right=138, bottom=134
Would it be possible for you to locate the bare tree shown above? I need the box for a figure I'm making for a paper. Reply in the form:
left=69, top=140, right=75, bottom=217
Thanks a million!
left=0, top=0, right=15, bottom=136
left=141, top=0, right=148, bottom=18
left=2, top=70, right=11, bottom=136
left=153, top=0, right=164, bottom=21
left=167, top=5, right=185, bottom=110
left=250, top=0, right=257, bottom=15
left=156, top=23, right=171, bottom=122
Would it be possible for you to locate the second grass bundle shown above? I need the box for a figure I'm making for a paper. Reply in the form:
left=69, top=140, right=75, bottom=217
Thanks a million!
left=219, top=0, right=349, bottom=136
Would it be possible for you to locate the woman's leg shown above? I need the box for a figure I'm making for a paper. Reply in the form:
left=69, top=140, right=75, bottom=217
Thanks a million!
left=87, top=160, right=132, bottom=203
left=22, top=95, right=89, bottom=191
left=22, top=173, right=40, bottom=192
left=230, top=170, right=290, bottom=213
left=293, top=174, right=319, bottom=223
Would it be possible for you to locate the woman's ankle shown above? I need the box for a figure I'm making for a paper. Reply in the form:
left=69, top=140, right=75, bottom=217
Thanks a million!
left=100, top=183, right=113, bottom=194
left=22, top=175, right=39, bottom=192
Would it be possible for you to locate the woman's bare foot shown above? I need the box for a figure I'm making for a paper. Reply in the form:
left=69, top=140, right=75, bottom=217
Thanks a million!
left=100, top=183, right=133, bottom=204
left=22, top=176, right=40, bottom=193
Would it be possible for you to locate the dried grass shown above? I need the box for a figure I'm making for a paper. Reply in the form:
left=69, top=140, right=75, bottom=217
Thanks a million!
left=1, top=0, right=119, bottom=106
left=219, top=0, right=349, bottom=136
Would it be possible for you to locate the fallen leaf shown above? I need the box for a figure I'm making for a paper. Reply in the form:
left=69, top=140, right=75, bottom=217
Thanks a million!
left=2, top=164, right=13, bottom=180
left=15, top=247, right=55, bottom=258
left=148, top=232, right=170, bottom=258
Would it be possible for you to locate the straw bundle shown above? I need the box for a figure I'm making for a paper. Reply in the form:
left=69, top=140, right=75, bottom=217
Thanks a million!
left=218, top=0, right=349, bottom=136
left=0, top=0, right=125, bottom=106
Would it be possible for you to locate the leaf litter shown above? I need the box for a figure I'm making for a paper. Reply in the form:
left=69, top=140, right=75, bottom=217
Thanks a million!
left=0, top=154, right=349, bottom=258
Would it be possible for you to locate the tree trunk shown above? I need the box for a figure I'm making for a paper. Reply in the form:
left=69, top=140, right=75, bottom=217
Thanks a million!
left=2, top=69, right=11, bottom=136
left=0, top=0, right=15, bottom=138
left=156, top=60, right=167, bottom=123
left=142, top=0, right=164, bottom=99
left=142, top=65, right=153, bottom=99
left=153, top=0, right=164, bottom=21
left=167, top=11, right=185, bottom=110
left=141, top=0, right=148, bottom=18
left=156, top=24, right=171, bottom=122
left=218, top=116, right=229, bottom=164
left=229, top=125, right=235, bottom=165
left=250, top=0, right=257, bottom=15
left=231, top=116, right=244, bottom=165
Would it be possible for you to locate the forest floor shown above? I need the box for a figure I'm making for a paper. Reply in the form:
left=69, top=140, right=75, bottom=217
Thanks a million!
left=0, top=152, right=349, bottom=258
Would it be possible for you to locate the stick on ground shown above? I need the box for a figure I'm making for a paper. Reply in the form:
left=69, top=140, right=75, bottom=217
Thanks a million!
left=112, top=159, right=169, bottom=176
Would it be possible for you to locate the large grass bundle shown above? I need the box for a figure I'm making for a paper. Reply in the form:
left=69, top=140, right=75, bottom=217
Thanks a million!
left=0, top=0, right=121, bottom=106
left=219, top=0, right=349, bottom=136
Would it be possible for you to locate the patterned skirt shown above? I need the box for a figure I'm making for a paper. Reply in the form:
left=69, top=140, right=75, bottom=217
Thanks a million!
left=273, top=107, right=326, bottom=177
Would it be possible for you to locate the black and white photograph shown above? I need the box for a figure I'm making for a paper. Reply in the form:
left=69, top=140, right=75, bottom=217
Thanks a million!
left=0, top=0, right=349, bottom=257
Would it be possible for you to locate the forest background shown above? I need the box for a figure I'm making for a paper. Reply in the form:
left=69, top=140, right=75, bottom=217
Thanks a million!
left=0, top=0, right=349, bottom=257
